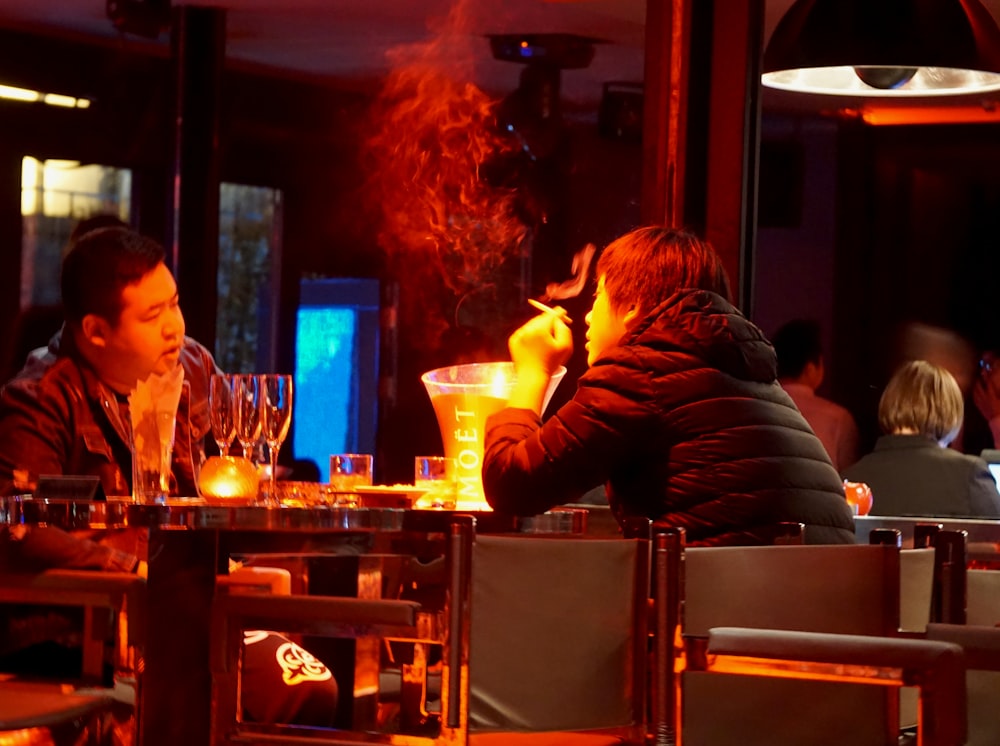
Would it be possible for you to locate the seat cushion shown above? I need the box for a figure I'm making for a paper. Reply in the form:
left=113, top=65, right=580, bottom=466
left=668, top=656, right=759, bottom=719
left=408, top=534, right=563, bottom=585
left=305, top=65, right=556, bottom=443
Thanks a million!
left=0, top=686, right=114, bottom=729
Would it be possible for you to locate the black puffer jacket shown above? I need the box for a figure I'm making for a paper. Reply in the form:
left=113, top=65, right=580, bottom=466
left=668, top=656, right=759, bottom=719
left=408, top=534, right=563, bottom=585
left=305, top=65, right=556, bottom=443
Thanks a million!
left=483, top=289, right=856, bottom=545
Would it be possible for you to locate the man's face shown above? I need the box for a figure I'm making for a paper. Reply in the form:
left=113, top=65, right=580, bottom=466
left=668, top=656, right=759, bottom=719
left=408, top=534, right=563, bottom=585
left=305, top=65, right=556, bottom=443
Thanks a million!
left=100, top=263, right=186, bottom=388
left=584, top=275, right=631, bottom=367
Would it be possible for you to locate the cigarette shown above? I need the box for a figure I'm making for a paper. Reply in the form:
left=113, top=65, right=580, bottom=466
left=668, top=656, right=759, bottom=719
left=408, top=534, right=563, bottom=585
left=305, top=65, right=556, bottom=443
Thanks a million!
left=528, top=298, right=572, bottom=324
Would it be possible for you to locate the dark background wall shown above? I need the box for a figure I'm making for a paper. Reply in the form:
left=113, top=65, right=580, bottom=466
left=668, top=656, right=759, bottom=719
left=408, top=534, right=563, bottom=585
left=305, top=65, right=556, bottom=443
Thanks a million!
left=4, top=26, right=1000, bottom=478
left=0, top=27, right=643, bottom=482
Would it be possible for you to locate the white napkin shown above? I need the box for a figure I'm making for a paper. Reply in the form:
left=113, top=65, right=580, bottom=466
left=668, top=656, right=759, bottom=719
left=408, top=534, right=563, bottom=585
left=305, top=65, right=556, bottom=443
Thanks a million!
left=128, top=366, right=185, bottom=489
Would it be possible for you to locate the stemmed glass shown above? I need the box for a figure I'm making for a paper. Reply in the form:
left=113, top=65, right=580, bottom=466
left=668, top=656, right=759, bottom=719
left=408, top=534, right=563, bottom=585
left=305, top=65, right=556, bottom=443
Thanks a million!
left=261, top=374, right=294, bottom=505
left=232, top=374, right=262, bottom=462
left=209, top=374, right=236, bottom=456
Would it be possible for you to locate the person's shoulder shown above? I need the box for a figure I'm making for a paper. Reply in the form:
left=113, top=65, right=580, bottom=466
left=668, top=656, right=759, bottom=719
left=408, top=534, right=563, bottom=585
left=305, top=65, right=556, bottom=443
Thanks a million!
left=816, top=393, right=856, bottom=420
left=179, top=337, right=219, bottom=375
left=7, top=349, right=80, bottom=389
left=779, top=380, right=812, bottom=399
left=1, top=352, right=86, bottom=417
left=926, top=446, right=988, bottom=475
left=955, top=449, right=991, bottom=470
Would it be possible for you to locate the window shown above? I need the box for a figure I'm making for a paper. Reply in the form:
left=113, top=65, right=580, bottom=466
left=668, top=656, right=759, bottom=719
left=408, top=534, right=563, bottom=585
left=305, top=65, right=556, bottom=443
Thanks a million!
left=20, top=157, right=131, bottom=308
left=18, top=165, right=282, bottom=377
left=216, top=183, right=282, bottom=373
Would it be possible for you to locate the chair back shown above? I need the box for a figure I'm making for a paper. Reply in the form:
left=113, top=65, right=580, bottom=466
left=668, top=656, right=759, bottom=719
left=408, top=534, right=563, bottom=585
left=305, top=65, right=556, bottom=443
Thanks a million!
left=967, top=569, right=1000, bottom=626
left=468, top=532, right=649, bottom=738
left=0, top=570, right=145, bottom=686
left=0, top=570, right=146, bottom=744
left=679, top=544, right=902, bottom=746
left=683, top=544, right=900, bottom=636
left=926, top=624, right=1000, bottom=746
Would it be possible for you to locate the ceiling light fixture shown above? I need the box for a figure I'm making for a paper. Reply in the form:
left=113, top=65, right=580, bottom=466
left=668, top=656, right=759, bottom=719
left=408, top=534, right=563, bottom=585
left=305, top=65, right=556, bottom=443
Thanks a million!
left=0, top=84, right=91, bottom=109
left=762, top=0, right=1000, bottom=96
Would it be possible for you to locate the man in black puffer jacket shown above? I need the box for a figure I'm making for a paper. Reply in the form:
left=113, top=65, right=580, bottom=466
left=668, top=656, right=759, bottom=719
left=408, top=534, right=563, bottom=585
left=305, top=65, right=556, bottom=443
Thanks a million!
left=483, top=226, right=855, bottom=545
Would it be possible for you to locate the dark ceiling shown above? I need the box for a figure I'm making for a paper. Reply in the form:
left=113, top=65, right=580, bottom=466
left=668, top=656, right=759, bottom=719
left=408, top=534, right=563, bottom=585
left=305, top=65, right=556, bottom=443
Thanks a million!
left=3, top=0, right=1000, bottom=121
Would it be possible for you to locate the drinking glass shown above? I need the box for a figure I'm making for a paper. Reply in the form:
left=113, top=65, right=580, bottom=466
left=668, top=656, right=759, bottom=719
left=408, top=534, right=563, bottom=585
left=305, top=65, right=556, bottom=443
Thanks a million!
left=261, top=374, right=294, bottom=505
left=233, top=374, right=262, bottom=462
left=414, top=456, right=457, bottom=510
left=209, top=373, right=236, bottom=456
left=330, top=453, right=373, bottom=502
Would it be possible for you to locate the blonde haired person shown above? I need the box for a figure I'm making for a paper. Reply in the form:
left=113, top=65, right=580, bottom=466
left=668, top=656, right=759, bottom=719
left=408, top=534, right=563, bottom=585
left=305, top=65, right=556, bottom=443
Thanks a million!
left=844, top=360, right=1000, bottom=517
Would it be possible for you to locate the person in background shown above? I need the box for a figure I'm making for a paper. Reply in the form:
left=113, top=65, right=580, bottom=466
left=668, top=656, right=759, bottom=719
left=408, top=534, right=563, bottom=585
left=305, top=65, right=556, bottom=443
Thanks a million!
left=843, top=359, right=1000, bottom=518
left=891, top=321, right=989, bottom=455
left=0, top=225, right=338, bottom=725
left=482, top=226, right=856, bottom=546
left=973, top=349, right=1000, bottom=452
left=773, top=318, right=860, bottom=471
left=0, top=214, right=130, bottom=382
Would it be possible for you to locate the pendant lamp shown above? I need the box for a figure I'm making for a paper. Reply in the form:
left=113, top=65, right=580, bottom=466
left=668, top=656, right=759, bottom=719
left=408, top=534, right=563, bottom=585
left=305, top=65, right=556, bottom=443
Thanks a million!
left=763, top=0, right=1000, bottom=95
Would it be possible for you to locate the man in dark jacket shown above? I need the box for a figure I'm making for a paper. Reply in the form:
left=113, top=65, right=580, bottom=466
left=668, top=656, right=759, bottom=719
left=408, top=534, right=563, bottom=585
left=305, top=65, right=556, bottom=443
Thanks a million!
left=483, top=226, right=855, bottom=545
left=0, top=226, right=215, bottom=498
left=0, top=225, right=339, bottom=725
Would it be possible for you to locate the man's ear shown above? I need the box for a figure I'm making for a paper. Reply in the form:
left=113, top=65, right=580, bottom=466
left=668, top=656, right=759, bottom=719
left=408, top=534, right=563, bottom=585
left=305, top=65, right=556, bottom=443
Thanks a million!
left=81, top=314, right=110, bottom=348
left=622, top=305, right=641, bottom=330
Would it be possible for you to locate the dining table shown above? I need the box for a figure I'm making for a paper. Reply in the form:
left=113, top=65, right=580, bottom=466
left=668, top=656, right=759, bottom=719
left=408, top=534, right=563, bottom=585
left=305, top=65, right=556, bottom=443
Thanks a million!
left=2, top=495, right=594, bottom=746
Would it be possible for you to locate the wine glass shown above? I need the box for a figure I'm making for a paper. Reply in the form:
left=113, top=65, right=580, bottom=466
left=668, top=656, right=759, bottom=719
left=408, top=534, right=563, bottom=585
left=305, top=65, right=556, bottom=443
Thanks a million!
left=232, top=374, right=262, bottom=462
left=261, top=374, right=294, bottom=505
left=209, top=373, right=236, bottom=456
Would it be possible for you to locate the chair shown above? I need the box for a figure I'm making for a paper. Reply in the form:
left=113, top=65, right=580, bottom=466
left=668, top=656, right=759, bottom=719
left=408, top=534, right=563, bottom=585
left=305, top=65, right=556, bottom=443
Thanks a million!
left=873, top=526, right=969, bottom=733
left=649, top=526, right=963, bottom=746
left=0, top=569, right=146, bottom=745
left=699, top=627, right=965, bottom=746
left=209, top=515, right=653, bottom=746
left=966, top=569, right=1000, bottom=626
left=465, top=520, right=651, bottom=745
left=1, top=687, right=123, bottom=746
left=925, top=623, right=1000, bottom=746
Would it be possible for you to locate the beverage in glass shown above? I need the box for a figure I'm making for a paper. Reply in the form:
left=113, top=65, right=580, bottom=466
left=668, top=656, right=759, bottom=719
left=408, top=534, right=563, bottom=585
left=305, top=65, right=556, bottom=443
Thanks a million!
left=132, top=410, right=176, bottom=504
left=329, top=453, right=373, bottom=496
left=414, top=456, right=457, bottom=510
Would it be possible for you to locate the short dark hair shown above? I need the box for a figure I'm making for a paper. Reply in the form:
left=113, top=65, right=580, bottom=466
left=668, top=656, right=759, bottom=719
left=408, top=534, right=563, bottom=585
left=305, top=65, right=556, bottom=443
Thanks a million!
left=68, top=213, right=129, bottom=247
left=596, top=226, right=732, bottom=317
left=773, top=319, right=823, bottom=379
left=61, top=227, right=166, bottom=327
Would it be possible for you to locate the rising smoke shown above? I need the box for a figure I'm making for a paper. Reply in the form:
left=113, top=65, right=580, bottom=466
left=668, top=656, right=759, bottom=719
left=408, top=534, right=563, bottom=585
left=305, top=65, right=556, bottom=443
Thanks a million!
left=362, top=0, right=529, bottom=354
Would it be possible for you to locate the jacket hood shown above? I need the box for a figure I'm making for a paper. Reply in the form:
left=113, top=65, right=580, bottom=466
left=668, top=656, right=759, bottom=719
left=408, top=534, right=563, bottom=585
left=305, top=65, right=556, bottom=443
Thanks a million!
left=624, top=289, right=777, bottom=383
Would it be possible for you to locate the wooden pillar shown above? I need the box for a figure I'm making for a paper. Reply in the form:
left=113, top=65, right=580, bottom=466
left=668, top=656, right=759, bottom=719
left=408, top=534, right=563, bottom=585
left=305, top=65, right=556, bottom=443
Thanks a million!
left=168, top=5, right=225, bottom=351
left=641, top=0, right=765, bottom=312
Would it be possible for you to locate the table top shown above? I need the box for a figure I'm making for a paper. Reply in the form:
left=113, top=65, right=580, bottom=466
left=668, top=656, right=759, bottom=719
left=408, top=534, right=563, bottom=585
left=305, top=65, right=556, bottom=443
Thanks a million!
left=0, top=495, right=590, bottom=535
left=854, top=514, right=1000, bottom=567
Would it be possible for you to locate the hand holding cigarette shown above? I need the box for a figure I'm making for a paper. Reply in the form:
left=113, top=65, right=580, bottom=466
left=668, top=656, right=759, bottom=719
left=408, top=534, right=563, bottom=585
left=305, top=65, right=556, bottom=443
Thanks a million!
left=528, top=298, right=572, bottom=325
left=509, top=301, right=574, bottom=412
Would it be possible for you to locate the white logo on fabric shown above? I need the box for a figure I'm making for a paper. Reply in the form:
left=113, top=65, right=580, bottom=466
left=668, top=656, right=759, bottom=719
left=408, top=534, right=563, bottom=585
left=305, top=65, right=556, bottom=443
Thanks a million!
left=275, top=641, right=332, bottom=685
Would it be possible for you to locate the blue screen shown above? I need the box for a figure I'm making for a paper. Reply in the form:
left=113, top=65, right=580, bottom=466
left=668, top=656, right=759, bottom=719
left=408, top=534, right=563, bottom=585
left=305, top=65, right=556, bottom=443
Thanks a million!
left=293, top=279, right=379, bottom=482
